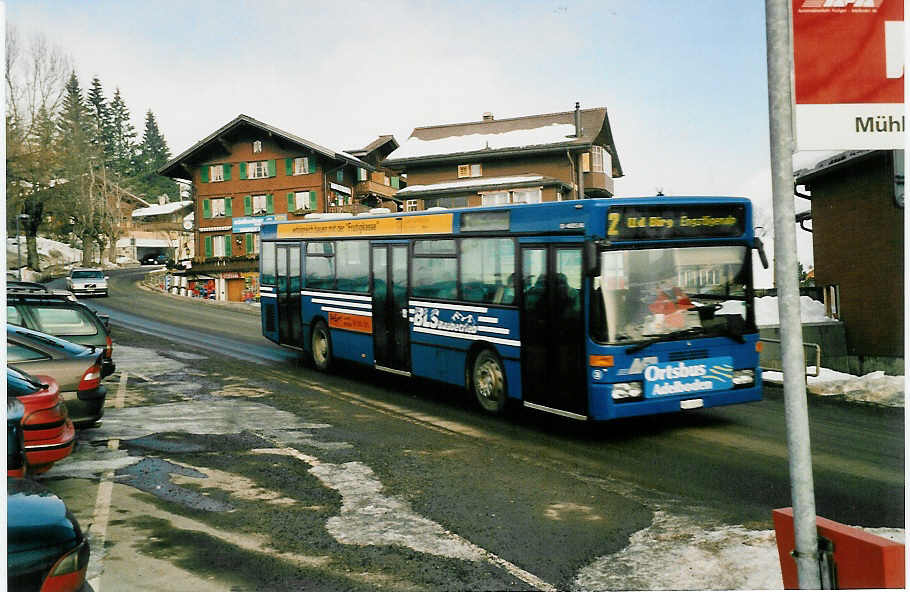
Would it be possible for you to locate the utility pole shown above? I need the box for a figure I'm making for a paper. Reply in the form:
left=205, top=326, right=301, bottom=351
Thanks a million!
left=765, top=1, right=821, bottom=588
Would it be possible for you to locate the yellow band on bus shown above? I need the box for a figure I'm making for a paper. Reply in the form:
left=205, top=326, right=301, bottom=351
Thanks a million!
left=276, top=213, right=454, bottom=239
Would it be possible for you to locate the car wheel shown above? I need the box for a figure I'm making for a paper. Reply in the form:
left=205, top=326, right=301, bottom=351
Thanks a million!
left=471, top=349, right=507, bottom=414
left=311, top=321, right=333, bottom=371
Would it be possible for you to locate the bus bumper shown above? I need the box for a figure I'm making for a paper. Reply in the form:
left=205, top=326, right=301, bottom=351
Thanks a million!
left=589, top=384, right=763, bottom=421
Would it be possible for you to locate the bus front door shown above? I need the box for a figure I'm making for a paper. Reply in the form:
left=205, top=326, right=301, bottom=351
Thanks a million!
left=520, top=245, right=587, bottom=417
left=276, top=243, right=302, bottom=347
left=371, top=244, right=410, bottom=374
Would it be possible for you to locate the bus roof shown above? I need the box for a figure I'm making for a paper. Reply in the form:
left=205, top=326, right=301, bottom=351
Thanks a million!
left=260, top=196, right=754, bottom=242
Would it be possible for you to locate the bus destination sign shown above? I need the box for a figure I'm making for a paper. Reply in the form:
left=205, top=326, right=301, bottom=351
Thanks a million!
left=607, top=204, right=746, bottom=240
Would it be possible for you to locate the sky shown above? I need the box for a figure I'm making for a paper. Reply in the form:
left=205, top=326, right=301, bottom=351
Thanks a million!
left=6, top=0, right=828, bottom=287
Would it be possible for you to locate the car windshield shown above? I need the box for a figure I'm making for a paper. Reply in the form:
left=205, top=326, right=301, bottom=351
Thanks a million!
left=591, top=245, right=753, bottom=344
left=72, top=270, right=104, bottom=279
left=7, top=366, right=45, bottom=396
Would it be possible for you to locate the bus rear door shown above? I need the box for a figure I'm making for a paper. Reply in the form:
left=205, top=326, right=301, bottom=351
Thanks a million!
left=371, top=243, right=410, bottom=374
left=276, top=243, right=302, bottom=347
left=520, top=244, right=587, bottom=418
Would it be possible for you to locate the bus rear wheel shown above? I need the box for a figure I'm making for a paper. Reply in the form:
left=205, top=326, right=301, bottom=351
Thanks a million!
left=311, top=321, right=333, bottom=371
left=472, top=349, right=506, bottom=414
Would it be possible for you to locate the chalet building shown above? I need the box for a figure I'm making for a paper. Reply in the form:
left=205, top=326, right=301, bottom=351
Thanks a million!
left=115, top=197, right=194, bottom=263
left=158, top=114, right=380, bottom=301
left=345, top=135, right=406, bottom=211
left=794, top=149, right=904, bottom=374
left=382, top=103, right=623, bottom=211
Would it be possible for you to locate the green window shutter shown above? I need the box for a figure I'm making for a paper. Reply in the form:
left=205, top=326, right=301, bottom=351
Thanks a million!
left=308, top=191, right=317, bottom=210
left=202, top=199, right=211, bottom=219
left=200, top=166, right=209, bottom=183
left=308, top=157, right=316, bottom=174
left=244, top=195, right=252, bottom=215
left=245, top=233, right=253, bottom=254
left=391, top=176, right=400, bottom=189
left=239, top=162, right=247, bottom=180
left=204, top=236, right=213, bottom=258
left=224, top=197, right=232, bottom=217
left=224, top=235, right=231, bottom=257
left=336, top=169, right=344, bottom=182
left=266, top=194, right=274, bottom=214
left=287, top=192, right=295, bottom=212
left=285, top=158, right=294, bottom=176
left=223, top=163, right=231, bottom=181
left=267, top=159, right=276, bottom=177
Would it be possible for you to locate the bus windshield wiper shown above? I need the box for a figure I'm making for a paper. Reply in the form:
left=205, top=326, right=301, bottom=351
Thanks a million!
left=625, top=327, right=707, bottom=354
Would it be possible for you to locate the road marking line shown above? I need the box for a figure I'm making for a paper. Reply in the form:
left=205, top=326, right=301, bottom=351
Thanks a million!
left=253, top=445, right=557, bottom=592
left=87, top=371, right=128, bottom=591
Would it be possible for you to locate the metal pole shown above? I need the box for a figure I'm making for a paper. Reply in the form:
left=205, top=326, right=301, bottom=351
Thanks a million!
left=16, top=214, right=22, bottom=280
left=765, top=1, right=820, bottom=588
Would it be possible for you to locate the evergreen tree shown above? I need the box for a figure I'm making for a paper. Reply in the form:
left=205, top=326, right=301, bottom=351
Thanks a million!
left=108, top=87, right=136, bottom=176
left=86, top=76, right=113, bottom=162
left=135, top=109, right=178, bottom=200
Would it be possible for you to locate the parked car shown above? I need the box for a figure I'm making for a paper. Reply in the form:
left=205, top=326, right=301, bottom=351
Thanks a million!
left=141, top=253, right=168, bottom=265
left=7, top=287, right=115, bottom=378
left=7, top=477, right=91, bottom=592
left=7, top=325, right=107, bottom=428
left=8, top=397, right=27, bottom=478
left=7, top=367, right=75, bottom=474
left=65, top=267, right=108, bottom=297
left=7, top=281, right=78, bottom=301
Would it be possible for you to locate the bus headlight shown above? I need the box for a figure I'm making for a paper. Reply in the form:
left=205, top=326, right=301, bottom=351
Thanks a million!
left=732, top=369, right=755, bottom=386
left=611, top=382, right=643, bottom=401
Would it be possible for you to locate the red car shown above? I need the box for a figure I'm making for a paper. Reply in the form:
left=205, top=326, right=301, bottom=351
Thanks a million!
left=7, top=367, right=75, bottom=474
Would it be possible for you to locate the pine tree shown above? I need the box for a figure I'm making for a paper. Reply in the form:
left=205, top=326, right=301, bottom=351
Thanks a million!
left=135, top=109, right=178, bottom=201
left=86, top=76, right=113, bottom=163
left=108, top=87, right=136, bottom=176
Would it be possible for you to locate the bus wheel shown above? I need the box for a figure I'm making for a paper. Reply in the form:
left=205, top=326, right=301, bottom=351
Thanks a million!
left=311, top=321, right=333, bottom=371
left=472, top=349, right=506, bottom=414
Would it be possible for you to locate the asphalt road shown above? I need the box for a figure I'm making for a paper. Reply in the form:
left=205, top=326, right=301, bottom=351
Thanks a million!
left=44, top=267, right=904, bottom=591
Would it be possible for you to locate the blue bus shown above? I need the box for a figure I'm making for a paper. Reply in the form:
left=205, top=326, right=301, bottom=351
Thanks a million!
left=259, top=197, right=764, bottom=421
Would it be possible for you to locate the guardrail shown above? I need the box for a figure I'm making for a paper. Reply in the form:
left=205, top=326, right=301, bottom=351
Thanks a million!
left=759, top=337, right=822, bottom=378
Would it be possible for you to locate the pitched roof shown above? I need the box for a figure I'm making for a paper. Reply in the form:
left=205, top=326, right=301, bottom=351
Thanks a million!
left=346, top=135, right=398, bottom=157
left=397, top=175, right=570, bottom=198
left=158, top=114, right=372, bottom=179
left=131, top=200, right=194, bottom=217
left=383, top=107, right=623, bottom=177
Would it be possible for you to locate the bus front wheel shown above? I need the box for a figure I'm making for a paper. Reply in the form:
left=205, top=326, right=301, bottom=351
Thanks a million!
left=472, top=349, right=506, bottom=414
left=311, top=321, right=333, bottom=371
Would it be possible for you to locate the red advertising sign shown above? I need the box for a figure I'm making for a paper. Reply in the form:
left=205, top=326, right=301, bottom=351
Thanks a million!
left=792, top=0, right=905, bottom=149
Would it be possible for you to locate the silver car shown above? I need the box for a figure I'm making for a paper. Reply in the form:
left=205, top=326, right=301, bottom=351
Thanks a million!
left=66, top=268, right=108, bottom=297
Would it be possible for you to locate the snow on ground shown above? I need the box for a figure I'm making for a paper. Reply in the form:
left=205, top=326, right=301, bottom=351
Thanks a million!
left=763, top=368, right=906, bottom=407
left=755, top=295, right=836, bottom=327
left=7, top=236, right=82, bottom=267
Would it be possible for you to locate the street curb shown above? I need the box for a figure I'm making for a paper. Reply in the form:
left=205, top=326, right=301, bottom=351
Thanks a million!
left=136, top=271, right=261, bottom=317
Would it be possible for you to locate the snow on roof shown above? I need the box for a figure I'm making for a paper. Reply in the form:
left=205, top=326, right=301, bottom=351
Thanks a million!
left=132, top=200, right=193, bottom=217
left=390, top=124, right=577, bottom=160
left=397, top=175, right=546, bottom=195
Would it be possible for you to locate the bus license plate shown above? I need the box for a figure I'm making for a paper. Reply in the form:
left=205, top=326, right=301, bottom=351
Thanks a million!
left=680, top=399, right=703, bottom=410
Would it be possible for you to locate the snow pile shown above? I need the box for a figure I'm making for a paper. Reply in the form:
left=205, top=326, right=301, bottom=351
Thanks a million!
left=398, top=175, right=545, bottom=194
left=392, top=123, right=577, bottom=159
left=755, top=295, right=836, bottom=327
left=764, top=368, right=905, bottom=407
left=7, top=236, right=82, bottom=267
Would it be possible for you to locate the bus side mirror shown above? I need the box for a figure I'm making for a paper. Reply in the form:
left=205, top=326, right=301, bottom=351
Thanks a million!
left=754, top=237, right=769, bottom=269
left=583, top=240, right=599, bottom=277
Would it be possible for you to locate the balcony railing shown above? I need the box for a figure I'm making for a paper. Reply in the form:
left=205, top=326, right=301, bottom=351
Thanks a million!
left=355, top=179, right=398, bottom=198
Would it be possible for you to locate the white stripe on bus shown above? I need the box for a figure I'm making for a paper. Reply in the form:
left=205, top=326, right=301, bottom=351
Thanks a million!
left=320, top=306, right=372, bottom=317
left=478, top=316, right=498, bottom=324
left=409, top=300, right=489, bottom=313
left=260, top=293, right=277, bottom=298
left=413, top=326, right=520, bottom=347
left=476, top=326, right=510, bottom=335
left=302, top=290, right=372, bottom=301
left=312, top=298, right=373, bottom=309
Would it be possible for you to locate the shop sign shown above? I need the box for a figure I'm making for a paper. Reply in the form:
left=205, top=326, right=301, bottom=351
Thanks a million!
left=232, top=214, right=288, bottom=234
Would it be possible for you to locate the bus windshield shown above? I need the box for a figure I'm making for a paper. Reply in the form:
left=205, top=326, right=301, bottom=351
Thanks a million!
left=595, top=245, right=752, bottom=344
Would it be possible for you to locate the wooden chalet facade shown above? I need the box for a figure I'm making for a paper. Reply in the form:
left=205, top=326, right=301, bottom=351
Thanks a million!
left=157, top=114, right=382, bottom=301
left=382, top=104, right=623, bottom=211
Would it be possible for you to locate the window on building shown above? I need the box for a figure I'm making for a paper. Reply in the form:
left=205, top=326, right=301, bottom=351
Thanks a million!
left=512, top=188, right=542, bottom=204
left=481, top=191, right=509, bottom=206
left=248, top=160, right=272, bottom=179
left=423, top=196, right=468, bottom=209
left=252, top=194, right=267, bottom=216
left=293, top=157, right=309, bottom=175
left=405, top=199, right=419, bottom=212
left=358, top=168, right=367, bottom=181
left=211, top=165, right=224, bottom=182
left=336, top=169, right=344, bottom=182
left=213, top=234, right=226, bottom=257
left=590, top=146, right=607, bottom=173
left=293, top=191, right=317, bottom=211
left=457, top=164, right=482, bottom=178
left=253, top=140, right=262, bottom=153
left=210, top=198, right=228, bottom=218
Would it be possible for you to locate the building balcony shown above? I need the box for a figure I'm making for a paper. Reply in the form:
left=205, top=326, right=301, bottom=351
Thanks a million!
left=355, top=179, right=398, bottom=199
left=583, top=171, right=614, bottom=197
